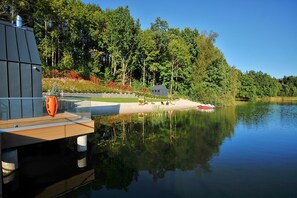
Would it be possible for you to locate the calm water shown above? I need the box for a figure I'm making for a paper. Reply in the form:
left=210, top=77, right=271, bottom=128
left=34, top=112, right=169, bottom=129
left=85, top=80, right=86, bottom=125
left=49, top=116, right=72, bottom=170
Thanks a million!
left=3, top=103, right=297, bottom=197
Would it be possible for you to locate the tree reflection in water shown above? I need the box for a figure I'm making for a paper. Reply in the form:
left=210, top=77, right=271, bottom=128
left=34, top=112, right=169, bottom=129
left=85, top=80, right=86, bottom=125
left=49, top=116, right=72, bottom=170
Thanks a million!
left=236, top=103, right=272, bottom=127
left=89, top=108, right=236, bottom=190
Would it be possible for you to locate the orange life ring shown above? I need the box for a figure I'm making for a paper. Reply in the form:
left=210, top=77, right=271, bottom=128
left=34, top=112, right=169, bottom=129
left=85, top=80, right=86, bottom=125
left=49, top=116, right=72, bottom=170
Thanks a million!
left=46, top=96, right=58, bottom=117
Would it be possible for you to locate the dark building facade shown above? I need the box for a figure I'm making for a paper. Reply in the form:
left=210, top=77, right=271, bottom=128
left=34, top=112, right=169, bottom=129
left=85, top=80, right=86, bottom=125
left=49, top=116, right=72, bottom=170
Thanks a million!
left=0, top=20, right=42, bottom=120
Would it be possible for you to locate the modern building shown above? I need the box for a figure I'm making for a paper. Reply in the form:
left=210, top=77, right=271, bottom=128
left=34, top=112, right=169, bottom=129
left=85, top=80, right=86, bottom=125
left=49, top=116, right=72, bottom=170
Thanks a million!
left=151, top=85, right=168, bottom=97
left=0, top=19, right=94, bottom=196
left=0, top=19, right=42, bottom=120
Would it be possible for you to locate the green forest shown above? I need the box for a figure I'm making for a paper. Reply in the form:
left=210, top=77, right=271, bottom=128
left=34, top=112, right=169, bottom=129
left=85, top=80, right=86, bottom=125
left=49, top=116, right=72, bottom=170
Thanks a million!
left=1, top=0, right=297, bottom=105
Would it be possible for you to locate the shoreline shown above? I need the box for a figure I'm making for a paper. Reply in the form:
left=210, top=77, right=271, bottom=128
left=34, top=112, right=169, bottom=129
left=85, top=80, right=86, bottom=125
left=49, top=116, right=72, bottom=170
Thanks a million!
left=91, top=99, right=200, bottom=116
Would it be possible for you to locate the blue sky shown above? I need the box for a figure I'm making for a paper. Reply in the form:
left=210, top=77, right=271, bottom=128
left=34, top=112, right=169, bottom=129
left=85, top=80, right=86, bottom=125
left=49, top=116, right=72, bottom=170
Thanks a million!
left=82, top=0, right=297, bottom=78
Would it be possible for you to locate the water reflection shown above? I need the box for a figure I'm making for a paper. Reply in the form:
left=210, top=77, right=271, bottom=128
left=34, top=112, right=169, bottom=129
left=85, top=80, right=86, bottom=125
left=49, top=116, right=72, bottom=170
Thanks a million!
left=236, top=103, right=272, bottom=126
left=88, top=108, right=236, bottom=190
left=278, top=104, right=297, bottom=127
left=3, top=103, right=297, bottom=197
left=236, top=103, right=297, bottom=128
left=2, top=139, right=94, bottom=197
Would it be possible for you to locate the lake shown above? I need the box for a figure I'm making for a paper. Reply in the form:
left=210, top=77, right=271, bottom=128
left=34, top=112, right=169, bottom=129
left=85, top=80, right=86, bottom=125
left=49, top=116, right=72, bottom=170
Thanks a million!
left=2, top=103, right=297, bottom=197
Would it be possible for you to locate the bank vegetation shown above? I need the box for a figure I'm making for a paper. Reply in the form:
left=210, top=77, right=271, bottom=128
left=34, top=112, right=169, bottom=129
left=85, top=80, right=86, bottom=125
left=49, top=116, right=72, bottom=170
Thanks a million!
left=1, top=0, right=297, bottom=105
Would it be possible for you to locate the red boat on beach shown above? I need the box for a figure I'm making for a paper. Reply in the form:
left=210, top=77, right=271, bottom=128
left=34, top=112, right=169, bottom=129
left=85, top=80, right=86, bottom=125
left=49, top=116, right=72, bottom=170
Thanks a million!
left=197, top=104, right=215, bottom=111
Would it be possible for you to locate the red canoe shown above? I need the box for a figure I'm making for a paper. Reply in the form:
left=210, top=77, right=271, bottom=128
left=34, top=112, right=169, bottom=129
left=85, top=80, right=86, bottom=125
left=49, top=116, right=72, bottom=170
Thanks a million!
left=197, top=104, right=215, bottom=110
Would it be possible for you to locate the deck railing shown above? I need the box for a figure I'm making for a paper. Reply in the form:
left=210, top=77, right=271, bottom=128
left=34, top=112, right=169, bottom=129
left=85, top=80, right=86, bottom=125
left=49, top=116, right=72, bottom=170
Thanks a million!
left=0, top=96, right=91, bottom=130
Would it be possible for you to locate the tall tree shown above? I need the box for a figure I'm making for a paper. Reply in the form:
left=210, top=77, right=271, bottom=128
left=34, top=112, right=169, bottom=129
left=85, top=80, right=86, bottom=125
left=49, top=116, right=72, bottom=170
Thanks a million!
left=0, top=0, right=30, bottom=24
left=180, top=28, right=199, bottom=64
left=150, top=17, right=170, bottom=85
left=279, top=76, right=297, bottom=96
left=193, top=34, right=221, bottom=84
left=104, top=6, right=139, bottom=84
left=167, top=38, right=191, bottom=95
left=237, top=72, right=257, bottom=100
left=136, top=30, right=158, bottom=85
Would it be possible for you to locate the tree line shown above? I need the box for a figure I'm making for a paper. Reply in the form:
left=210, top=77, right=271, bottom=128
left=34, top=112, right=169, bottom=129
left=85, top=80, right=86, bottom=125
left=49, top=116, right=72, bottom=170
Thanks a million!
left=1, top=0, right=297, bottom=104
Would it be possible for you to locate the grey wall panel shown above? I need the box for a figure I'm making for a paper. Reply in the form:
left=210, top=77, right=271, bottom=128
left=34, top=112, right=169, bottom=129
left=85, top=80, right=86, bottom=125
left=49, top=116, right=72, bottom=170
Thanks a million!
left=8, top=62, right=20, bottom=97
left=9, top=99, right=21, bottom=119
left=0, top=24, right=6, bottom=60
left=16, top=28, right=30, bottom=63
left=26, top=31, right=41, bottom=65
left=32, top=65, right=42, bottom=97
left=0, top=61, right=8, bottom=97
left=1, top=21, right=43, bottom=120
left=22, top=99, right=33, bottom=118
left=6, top=26, right=19, bottom=62
left=33, top=99, right=43, bottom=117
left=21, top=63, right=32, bottom=97
left=0, top=99, right=9, bottom=120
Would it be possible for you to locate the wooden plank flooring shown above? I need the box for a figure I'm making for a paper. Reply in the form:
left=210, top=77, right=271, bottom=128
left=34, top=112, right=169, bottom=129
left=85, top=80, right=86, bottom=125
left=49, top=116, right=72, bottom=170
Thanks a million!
left=0, top=113, right=81, bottom=129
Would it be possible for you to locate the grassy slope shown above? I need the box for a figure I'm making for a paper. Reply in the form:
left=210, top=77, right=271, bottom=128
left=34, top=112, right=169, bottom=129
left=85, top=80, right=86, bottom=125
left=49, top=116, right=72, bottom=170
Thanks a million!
left=43, top=78, right=102, bottom=92
left=43, top=78, right=168, bottom=103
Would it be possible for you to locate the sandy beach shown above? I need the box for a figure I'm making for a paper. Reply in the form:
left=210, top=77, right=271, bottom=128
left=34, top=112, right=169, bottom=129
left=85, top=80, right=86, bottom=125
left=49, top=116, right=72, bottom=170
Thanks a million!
left=91, top=99, right=200, bottom=116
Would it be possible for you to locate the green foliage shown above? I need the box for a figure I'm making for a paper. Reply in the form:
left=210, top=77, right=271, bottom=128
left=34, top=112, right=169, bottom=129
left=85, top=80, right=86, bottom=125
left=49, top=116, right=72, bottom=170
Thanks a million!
left=237, top=71, right=281, bottom=101
left=3, top=1, right=296, bottom=105
left=0, top=0, right=30, bottom=23
left=61, top=51, right=74, bottom=70
left=180, top=28, right=199, bottom=64
left=168, top=37, right=191, bottom=95
left=203, top=58, right=229, bottom=95
left=104, top=6, right=140, bottom=85
left=190, top=51, right=236, bottom=106
left=132, top=80, right=144, bottom=92
left=193, top=35, right=221, bottom=83
left=50, top=83, right=60, bottom=96
left=248, top=71, right=279, bottom=97
left=136, top=29, right=158, bottom=85
left=237, top=72, right=257, bottom=101
left=278, top=76, right=297, bottom=97
left=104, top=67, right=112, bottom=82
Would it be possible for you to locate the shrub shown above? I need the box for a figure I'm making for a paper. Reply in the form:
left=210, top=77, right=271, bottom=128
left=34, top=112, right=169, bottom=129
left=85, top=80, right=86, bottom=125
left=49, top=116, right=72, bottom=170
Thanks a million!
left=50, top=83, right=60, bottom=96
left=140, top=87, right=147, bottom=93
left=90, top=75, right=100, bottom=85
left=120, top=84, right=133, bottom=92
left=68, top=70, right=81, bottom=80
left=106, top=81, right=117, bottom=90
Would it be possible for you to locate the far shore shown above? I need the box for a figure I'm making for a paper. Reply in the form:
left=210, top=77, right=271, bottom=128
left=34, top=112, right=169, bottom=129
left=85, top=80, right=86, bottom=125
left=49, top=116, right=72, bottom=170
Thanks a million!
left=91, top=99, right=200, bottom=116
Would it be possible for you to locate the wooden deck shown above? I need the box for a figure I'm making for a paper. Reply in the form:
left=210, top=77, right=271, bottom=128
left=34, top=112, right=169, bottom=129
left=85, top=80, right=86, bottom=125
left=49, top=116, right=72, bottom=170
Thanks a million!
left=0, top=113, right=94, bottom=149
left=0, top=113, right=82, bottom=129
